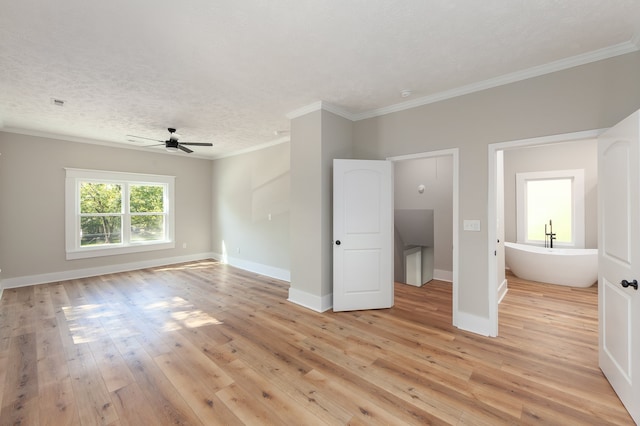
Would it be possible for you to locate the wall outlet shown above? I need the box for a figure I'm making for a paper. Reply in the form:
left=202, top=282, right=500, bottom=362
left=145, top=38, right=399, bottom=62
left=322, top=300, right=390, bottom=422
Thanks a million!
left=463, top=219, right=481, bottom=232
left=182, top=243, right=187, bottom=249
left=268, top=213, right=272, bottom=221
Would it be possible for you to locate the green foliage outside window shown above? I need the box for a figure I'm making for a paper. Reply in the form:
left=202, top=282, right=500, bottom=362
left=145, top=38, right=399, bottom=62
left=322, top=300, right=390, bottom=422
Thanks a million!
left=80, top=183, right=122, bottom=245
left=130, top=184, right=165, bottom=241
left=130, top=185, right=164, bottom=212
left=80, top=182, right=166, bottom=246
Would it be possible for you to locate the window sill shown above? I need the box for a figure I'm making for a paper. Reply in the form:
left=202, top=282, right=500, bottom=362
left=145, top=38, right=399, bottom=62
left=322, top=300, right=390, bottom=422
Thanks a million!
left=66, top=241, right=175, bottom=260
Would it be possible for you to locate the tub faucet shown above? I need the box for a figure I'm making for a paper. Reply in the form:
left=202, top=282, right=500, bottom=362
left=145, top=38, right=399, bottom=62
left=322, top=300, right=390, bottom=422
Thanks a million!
left=545, top=220, right=556, bottom=248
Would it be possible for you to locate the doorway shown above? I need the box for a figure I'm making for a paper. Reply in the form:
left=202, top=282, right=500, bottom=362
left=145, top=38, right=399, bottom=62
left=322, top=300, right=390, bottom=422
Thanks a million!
left=388, top=148, right=459, bottom=325
left=488, top=129, right=601, bottom=335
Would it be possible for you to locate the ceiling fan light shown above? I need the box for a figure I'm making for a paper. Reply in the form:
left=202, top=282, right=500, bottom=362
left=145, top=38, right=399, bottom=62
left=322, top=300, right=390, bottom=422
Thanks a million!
left=165, top=146, right=179, bottom=152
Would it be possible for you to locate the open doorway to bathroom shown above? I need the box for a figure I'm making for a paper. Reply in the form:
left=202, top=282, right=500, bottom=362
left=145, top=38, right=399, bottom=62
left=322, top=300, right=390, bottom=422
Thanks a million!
left=488, top=130, right=599, bottom=335
left=388, top=149, right=459, bottom=324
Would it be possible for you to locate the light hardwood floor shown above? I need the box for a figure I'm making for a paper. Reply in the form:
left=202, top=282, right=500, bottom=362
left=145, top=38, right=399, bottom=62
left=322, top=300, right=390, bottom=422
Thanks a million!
left=0, top=261, right=633, bottom=425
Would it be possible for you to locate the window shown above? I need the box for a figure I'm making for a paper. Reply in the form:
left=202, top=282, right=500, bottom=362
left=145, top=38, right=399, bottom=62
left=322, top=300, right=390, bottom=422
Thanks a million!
left=66, top=168, right=175, bottom=259
left=516, top=169, right=584, bottom=248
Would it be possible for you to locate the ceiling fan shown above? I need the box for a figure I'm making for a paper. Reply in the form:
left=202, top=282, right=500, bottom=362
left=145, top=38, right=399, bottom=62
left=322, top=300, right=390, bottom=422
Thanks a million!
left=127, top=128, right=213, bottom=153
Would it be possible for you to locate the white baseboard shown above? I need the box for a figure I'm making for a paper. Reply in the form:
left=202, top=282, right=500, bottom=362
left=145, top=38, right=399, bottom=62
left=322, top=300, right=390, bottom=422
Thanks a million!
left=210, top=253, right=290, bottom=282
left=0, top=252, right=216, bottom=290
left=456, top=311, right=495, bottom=337
left=287, top=287, right=332, bottom=313
left=497, top=278, right=508, bottom=304
left=434, top=269, right=453, bottom=282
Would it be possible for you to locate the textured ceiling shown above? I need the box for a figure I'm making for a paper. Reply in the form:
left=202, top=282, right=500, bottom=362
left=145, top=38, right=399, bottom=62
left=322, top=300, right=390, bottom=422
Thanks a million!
left=1, top=0, right=639, bottom=158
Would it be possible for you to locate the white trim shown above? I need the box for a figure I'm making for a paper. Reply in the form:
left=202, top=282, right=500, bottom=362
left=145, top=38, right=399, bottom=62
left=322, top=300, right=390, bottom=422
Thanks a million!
left=285, top=42, right=638, bottom=125
left=353, top=41, right=639, bottom=121
left=497, top=279, right=508, bottom=304
left=287, top=287, right=333, bottom=312
left=387, top=148, right=459, bottom=329
left=65, top=168, right=176, bottom=260
left=65, top=167, right=176, bottom=181
left=455, top=311, right=494, bottom=337
left=211, top=137, right=290, bottom=160
left=321, top=102, right=356, bottom=121
left=210, top=252, right=291, bottom=282
left=0, top=252, right=215, bottom=290
left=2, top=252, right=291, bottom=294
left=285, top=101, right=324, bottom=119
left=516, top=169, right=585, bottom=248
left=488, top=128, right=604, bottom=337
left=285, top=101, right=355, bottom=121
left=433, top=269, right=453, bottom=282
left=1, top=127, right=214, bottom=160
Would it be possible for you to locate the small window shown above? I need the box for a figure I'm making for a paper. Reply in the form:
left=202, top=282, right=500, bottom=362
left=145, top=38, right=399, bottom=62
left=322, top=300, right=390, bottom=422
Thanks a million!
left=66, top=169, right=175, bottom=259
left=516, top=169, right=584, bottom=248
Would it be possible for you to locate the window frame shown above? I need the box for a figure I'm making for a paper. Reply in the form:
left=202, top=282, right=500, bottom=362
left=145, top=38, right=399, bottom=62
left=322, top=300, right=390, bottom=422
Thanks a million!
left=516, top=169, right=585, bottom=248
left=65, top=168, right=175, bottom=260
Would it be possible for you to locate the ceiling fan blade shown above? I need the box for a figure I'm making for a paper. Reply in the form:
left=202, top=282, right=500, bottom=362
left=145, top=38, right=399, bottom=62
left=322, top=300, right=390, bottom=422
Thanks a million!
left=126, top=134, right=164, bottom=142
left=179, top=142, right=213, bottom=146
left=178, top=145, right=193, bottom=153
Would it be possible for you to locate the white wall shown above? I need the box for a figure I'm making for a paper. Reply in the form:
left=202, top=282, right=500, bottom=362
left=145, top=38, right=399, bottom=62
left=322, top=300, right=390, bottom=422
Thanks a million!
left=0, top=132, right=213, bottom=286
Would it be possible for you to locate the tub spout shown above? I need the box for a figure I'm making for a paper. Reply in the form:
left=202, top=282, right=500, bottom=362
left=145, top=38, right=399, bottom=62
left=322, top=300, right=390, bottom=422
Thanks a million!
left=545, top=220, right=556, bottom=248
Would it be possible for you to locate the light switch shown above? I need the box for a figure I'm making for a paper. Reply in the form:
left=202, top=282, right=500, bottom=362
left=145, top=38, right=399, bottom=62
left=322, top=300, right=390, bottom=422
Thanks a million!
left=463, top=219, right=481, bottom=231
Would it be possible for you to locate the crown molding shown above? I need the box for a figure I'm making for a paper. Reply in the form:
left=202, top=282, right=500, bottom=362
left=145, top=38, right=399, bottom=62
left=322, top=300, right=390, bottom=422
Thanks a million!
left=285, top=101, right=355, bottom=121
left=353, top=39, right=640, bottom=121
left=211, top=136, right=290, bottom=160
left=284, top=39, right=639, bottom=124
left=0, top=127, right=215, bottom=160
left=320, top=102, right=356, bottom=120
left=2, top=126, right=126, bottom=148
left=285, top=101, right=321, bottom=119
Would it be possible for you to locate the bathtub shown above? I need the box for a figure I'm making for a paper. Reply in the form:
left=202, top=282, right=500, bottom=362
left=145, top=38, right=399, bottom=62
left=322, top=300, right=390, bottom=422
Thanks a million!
left=504, top=242, right=597, bottom=288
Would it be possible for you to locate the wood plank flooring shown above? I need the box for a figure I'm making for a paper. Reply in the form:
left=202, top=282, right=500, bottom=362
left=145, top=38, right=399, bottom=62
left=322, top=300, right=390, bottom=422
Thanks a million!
left=0, top=261, right=633, bottom=425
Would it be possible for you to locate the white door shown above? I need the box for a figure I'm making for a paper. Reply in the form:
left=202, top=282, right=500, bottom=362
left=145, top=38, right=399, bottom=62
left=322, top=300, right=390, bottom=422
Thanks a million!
left=333, top=159, right=393, bottom=311
left=598, top=110, right=640, bottom=423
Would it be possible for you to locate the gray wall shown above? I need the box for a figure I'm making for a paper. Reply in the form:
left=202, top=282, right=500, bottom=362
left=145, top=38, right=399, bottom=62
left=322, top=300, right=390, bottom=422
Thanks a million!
left=503, top=139, right=598, bottom=248
left=0, top=132, right=212, bottom=280
left=320, top=111, right=354, bottom=296
left=289, top=110, right=324, bottom=297
left=394, top=156, right=453, bottom=274
left=211, top=142, right=290, bottom=271
left=352, top=51, right=640, bottom=319
left=289, top=109, right=353, bottom=307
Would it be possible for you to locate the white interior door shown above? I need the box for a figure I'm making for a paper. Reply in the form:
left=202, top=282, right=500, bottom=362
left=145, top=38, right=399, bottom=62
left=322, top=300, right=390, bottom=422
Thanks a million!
left=598, top=110, right=640, bottom=423
left=333, top=159, right=393, bottom=311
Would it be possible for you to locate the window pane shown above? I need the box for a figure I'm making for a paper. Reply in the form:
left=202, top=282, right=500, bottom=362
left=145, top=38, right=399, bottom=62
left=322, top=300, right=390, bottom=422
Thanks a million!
left=80, top=216, right=122, bottom=246
left=80, top=183, right=122, bottom=213
left=130, top=185, right=164, bottom=213
left=131, top=215, right=165, bottom=242
left=526, top=179, right=572, bottom=243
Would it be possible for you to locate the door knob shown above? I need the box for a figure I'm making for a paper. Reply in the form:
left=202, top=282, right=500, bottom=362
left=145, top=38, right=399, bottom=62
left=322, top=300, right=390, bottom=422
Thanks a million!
left=621, top=279, right=638, bottom=290
left=335, top=240, right=341, bottom=245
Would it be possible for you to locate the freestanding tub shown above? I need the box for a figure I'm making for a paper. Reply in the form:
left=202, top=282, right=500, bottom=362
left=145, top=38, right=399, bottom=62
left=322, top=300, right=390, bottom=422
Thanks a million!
left=504, top=242, right=597, bottom=287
